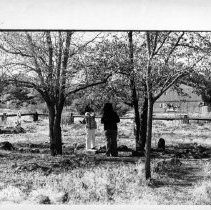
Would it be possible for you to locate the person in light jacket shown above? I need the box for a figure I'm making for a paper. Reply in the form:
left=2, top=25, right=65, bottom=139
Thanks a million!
left=101, top=103, right=120, bottom=157
left=81, top=105, right=97, bottom=150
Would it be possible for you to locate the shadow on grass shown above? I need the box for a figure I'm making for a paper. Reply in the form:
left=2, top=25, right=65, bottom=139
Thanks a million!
left=151, top=161, right=205, bottom=188
left=95, top=155, right=142, bottom=164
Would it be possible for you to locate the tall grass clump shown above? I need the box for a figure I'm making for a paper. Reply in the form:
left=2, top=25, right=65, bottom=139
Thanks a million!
left=193, top=181, right=211, bottom=204
left=23, top=162, right=159, bottom=204
left=0, top=186, right=26, bottom=204
left=192, top=161, right=211, bottom=204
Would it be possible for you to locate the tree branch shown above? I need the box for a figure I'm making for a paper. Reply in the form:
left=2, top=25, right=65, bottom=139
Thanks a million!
left=164, top=32, right=185, bottom=64
left=2, top=62, right=35, bottom=71
left=70, top=33, right=101, bottom=57
left=45, top=31, right=54, bottom=83
left=153, top=32, right=171, bottom=55
left=25, top=33, right=45, bottom=86
left=151, top=32, right=158, bottom=56
left=0, top=44, right=33, bottom=57
left=153, top=55, right=204, bottom=102
left=153, top=73, right=186, bottom=102
left=65, top=74, right=112, bottom=97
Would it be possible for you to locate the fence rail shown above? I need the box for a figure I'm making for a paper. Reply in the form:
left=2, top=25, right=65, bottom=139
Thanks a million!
left=0, top=113, right=48, bottom=117
left=1, top=112, right=211, bottom=122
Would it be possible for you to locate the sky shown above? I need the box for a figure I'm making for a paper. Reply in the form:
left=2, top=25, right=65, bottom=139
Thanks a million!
left=0, top=0, right=211, bottom=30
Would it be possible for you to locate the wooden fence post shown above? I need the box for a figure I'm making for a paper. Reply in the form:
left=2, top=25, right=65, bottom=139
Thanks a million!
left=70, top=113, right=74, bottom=124
left=182, top=114, right=189, bottom=124
left=16, top=111, right=22, bottom=127
left=33, top=112, right=39, bottom=122
left=1, top=113, right=7, bottom=128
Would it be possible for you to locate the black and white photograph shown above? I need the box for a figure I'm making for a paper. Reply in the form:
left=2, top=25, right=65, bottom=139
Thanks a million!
left=0, top=0, right=211, bottom=206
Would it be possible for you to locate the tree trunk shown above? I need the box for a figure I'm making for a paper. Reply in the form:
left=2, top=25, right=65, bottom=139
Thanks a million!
left=145, top=32, right=153, bottom=180
left=48, top=104, right=63, bottom=156
left=145, top=97, right=153, bottom=180
left=139, top=97, right=148, bottom=151
left=133, top=88, right=141, bottom=152
left=128, top=31, right=142, bottom=155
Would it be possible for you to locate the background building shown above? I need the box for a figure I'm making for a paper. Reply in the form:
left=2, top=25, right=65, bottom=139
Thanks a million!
left=154, top=84, right=203, bottom=113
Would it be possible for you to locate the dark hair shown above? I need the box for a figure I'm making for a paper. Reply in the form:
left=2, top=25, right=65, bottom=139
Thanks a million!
left=84, top=105, right=93, bottom=113
left=103, top=103, right=114, bottom=114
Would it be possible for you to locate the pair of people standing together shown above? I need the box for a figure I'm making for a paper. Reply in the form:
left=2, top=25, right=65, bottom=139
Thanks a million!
left=82, top=103, right=120, bottom=157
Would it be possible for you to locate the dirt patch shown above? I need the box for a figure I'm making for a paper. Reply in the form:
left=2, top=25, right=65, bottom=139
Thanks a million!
left=151, top=143, right=211, bottom=159
left=0, top=127, right=25, bottom=134
left=0, top=142, right=15, bottom=151
left=153, top=158, right=182, bottom=174
left=15, top=162, right=52, bottom=174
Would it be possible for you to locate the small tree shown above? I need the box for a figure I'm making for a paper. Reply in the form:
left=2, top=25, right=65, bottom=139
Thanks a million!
left=143, top=31, right=204, bottom=179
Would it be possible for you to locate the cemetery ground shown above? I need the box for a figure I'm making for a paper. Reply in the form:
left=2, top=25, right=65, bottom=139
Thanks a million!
left=0, top=111, right=211, bottom=204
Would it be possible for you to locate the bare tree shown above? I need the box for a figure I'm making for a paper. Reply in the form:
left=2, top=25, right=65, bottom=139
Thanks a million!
left=0, top=31, right=111, bottom=156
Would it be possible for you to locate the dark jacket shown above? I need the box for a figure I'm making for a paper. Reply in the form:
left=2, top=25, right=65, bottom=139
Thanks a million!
left=101, top=111, right=120, bottom=131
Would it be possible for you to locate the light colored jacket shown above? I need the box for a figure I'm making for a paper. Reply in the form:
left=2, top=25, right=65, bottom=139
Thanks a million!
left=84, top=112, right=97, bottom=129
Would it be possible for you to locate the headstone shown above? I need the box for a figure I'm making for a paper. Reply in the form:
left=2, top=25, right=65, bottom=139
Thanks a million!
left=33, top=112, right=38, bottom=121
left=158, top=138, right=165, bottom=151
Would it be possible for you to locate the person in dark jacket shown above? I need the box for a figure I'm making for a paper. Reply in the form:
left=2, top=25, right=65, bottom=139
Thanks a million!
left=101, top=103, right=120, bottom=157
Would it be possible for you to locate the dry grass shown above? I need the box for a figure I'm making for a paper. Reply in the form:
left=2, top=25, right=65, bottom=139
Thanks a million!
left=0, top=112, right=211, bottom=204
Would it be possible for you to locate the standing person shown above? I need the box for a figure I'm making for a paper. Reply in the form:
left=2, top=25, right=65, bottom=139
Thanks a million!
left=101, top=103, right=120, bottom=157
left=80, top=105, right=97, bottom=150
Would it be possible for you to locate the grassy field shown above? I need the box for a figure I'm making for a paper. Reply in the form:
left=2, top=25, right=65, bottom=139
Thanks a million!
left=0, top=112, right=211, bottom=204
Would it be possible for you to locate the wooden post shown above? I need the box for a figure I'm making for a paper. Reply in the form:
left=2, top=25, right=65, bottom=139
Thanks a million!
left=1, top=113, right=7, bottom=127
left=16, top=111, right=22, bottom=127
left=33, top=112, right=39, bottom=121
left=182, top=114, right=189, bottom=124
left=70, top=113, right=74, bottom=124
